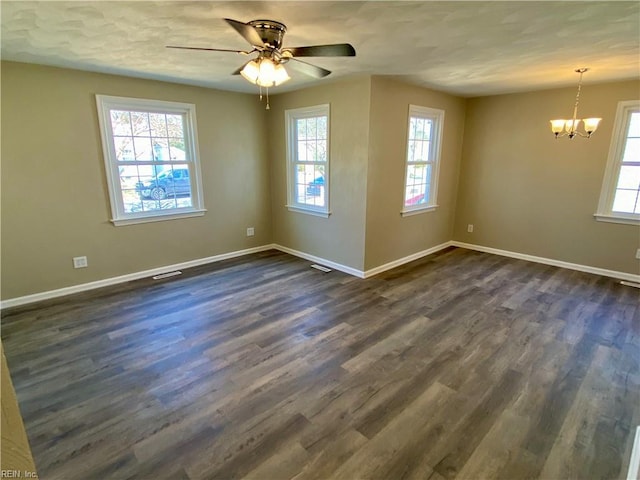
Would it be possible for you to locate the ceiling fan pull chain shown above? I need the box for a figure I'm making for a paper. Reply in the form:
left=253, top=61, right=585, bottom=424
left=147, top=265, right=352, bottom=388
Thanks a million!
left=266, top=88, right=270, bottom=110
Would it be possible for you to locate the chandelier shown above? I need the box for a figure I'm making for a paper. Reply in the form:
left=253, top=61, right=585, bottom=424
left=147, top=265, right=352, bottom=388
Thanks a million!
left=550, top=68, right=602, bottom=139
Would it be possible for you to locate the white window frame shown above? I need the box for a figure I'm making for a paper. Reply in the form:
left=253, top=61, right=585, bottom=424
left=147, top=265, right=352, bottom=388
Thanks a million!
left=595, top=99, right=640, bottom=225
left=285, top=104, right=331, bottom=217
left=96, top=94, right=206, bottom=226
left=401, top=105, right=445, bottom=217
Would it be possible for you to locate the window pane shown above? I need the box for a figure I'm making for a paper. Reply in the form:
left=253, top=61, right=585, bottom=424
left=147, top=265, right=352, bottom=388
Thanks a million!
left=149, top=113, right=167, bottom=137
left=622, top=138, right=640, bottom=163
left=122, top=189, right=143, bottom=213
left=298, top=141, right=307, bottom=161
left=415, top=140, right=429, bottom=162
left=133, top=137, right=153, bottom=161
left=168, top=139, right=186, bottom=160
left=417, top=118, right=426, bottom=139
left=306, top=141, right=317, bottom=162
left=422, top=120, right=432, bottom=141
left=317, top=116, right=327, bottom=140
left=114, top=136, right=134, bottom=161
left=407, top=164, right=427, bottom=185
left=304, top=164, right=315, bottom=184
left=612, top=189, right=639, bottom=213
left=408, top=117, right=417, bottom=141
left=617, top=165, right=640, bottom=190
left=119, top=165, right=140, bottom=190
left=166, top=114, right=184, bottom=138
left=131, top=112, right=150, bottom=137
left=317, top=140, right=327, bottom=162
left=110, top=111, right=132, bottom=136
left=297, top=119, right=307, bottom=140
left=404, top=184, right=426, bottom=206
left=307, top=117, right=317, bottom=139
left=151, top=138, right=170, bottom=161
left=424, top=141, right=432, bottom=161
left=628, top=112, right=640, bottom=138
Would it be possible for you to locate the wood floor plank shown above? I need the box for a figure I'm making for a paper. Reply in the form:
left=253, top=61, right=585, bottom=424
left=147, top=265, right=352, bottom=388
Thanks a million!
left=1, top=247, right=637, bottom=479
left=330, top=381, right=456, bottom=480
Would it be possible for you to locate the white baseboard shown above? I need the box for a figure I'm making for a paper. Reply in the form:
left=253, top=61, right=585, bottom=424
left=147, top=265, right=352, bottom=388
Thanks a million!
left=272, top=244, right=365, bottom=278
left=0, top=245, right=276, bottom=309
left=363, top=241, right=454, bottom=278
left=273, top=241, right=455, bottom=279
left=451, top=241, right=640, bottom=283
left=628, top=426, right=640, bottom=480
left=3, top=240, right=637, bottom=309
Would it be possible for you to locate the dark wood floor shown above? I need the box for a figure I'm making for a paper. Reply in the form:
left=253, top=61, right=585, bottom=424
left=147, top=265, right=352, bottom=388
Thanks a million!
left=1, top=247, right=639, bottom=479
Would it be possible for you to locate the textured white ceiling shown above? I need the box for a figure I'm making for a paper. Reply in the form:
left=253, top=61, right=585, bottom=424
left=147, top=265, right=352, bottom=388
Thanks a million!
left=1, top=1, right=639, bottom=97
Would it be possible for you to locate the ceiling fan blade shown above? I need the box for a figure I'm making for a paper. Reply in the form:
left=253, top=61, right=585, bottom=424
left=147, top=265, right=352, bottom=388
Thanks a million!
left=224, top=18, right=265, bottom=48
left=166, top=45, right=250, bottom=55
left=288, top=58, right=331, bottom=78
left=285, top=44, right=356, bottom=57
left=232, top=62, right=250, bottom=75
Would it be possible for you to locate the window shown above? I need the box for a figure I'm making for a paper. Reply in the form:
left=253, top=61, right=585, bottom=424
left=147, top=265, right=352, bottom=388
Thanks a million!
left=596, top=100, right=640, bottom=225
left=285, top=104, right=330, bottom=217
left=96, top=95, right=205, bottom=226
left=402, top=105, right=444, bottom=216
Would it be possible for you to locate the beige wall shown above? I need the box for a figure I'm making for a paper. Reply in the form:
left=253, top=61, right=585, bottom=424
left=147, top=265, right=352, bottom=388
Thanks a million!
left=2, top=61, right=637, bottom=301
left=1, top=62, right=270, bottom=299
left=268, top=77, right=371, bottom=271
left=453, top=80, right=640, bottom=275
left=364, top=76, right=466, bottom=270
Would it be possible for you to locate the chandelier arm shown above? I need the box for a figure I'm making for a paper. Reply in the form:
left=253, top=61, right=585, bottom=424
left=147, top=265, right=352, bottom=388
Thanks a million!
left=569, top=70, right=584, bottom=135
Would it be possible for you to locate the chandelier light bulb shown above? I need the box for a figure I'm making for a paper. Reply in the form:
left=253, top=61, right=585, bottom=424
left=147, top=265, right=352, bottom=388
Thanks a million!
left=583, top=117, right=602, bottom=134
left=550, top=120, right=565, bottom=134
left=565, top=119, right=581, bottom=133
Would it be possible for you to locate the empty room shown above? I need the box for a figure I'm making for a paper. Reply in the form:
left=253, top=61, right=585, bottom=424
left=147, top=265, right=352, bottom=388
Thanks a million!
left=1, top=1, right=639, bottom=479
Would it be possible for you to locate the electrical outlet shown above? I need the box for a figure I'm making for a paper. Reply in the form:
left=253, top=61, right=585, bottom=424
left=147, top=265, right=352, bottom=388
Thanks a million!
left=246, top=227, right=255, bottom=237
left=467, top=224, right=474, bottom=233
left=73, top=256, right=88, bottom=269
left=636, top=248, right=640, bottom=260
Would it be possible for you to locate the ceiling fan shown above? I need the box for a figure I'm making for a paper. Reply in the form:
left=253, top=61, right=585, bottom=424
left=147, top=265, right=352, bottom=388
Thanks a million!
left=167, top=18, right=356, bottom=98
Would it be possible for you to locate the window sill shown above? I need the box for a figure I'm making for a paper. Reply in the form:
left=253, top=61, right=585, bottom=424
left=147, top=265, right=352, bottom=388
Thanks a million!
left=286, top=205, right=331, bottom=218
left=593, top=213, right=640, bottom=226
left=401, top=205, right=438, bottom=217
left=111, top=208, right=207, bottom=226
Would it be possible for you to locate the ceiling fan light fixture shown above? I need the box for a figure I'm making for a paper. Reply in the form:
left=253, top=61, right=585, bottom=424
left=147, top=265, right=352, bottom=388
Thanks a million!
left=258, top=57, right=276, bottom=79
left=243, top=57, right=290, bottom=88
left=273, top=63, right=290, bottom=86
left=240, top=59, right=260, bottom=83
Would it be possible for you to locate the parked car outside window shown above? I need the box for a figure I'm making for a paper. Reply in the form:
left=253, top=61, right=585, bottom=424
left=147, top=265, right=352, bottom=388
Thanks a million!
left=306, top=176, right=324, bottom=196
left=136, top=168, right=190, bottom=200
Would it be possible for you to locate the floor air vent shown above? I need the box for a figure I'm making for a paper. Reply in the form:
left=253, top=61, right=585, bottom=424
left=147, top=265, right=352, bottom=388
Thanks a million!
left=311, top=264, right=332, bottom=273
left=152, top=271, right=182, bottom=280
